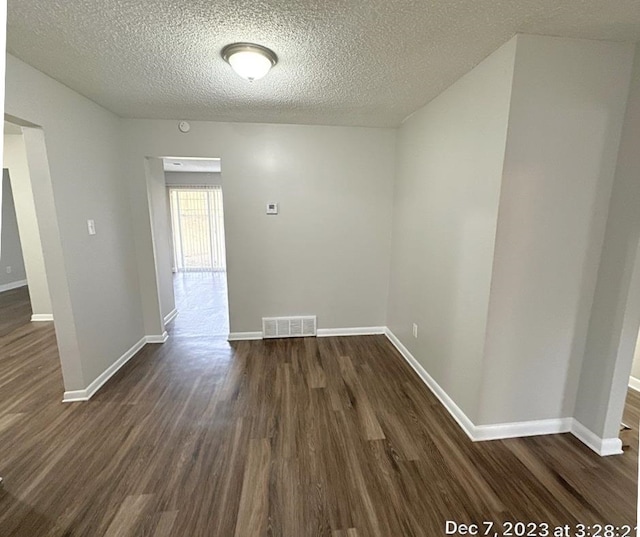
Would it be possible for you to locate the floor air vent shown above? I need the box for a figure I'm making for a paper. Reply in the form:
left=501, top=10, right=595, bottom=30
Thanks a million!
left=262, top=316, right=317, bottom=338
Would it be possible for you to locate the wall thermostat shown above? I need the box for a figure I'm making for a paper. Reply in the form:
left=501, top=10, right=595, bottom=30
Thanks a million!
left=178, top=121, right=191, bottom=133
left=266, top=202, right=278, bottom=215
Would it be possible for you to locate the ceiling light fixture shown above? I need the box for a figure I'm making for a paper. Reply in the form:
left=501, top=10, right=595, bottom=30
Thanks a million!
left=221, top=43, right=277, bottom=81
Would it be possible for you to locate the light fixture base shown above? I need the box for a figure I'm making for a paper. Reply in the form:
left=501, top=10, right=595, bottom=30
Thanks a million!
left=221, top=42, right=278, bottom=81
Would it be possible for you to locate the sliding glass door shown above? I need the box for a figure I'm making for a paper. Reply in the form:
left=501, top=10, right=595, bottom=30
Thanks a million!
left=169, top=187, right=226, bottom=272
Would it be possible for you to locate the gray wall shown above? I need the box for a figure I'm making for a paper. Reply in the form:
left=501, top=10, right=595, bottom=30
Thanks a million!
left=479, top=36, right=634, bottom=426
left=387, top=38, right=517, bottom=421
left=574, top=42, right=640, bottom=439
left=5, top=55, right=145, bottom=391
left=0, top=168, right=26, bottom=287
left=146, top=158, right=175, bottom=321
left=387, top=35, right=634, bottom=430
left=122, top=120, right=396, bottom=335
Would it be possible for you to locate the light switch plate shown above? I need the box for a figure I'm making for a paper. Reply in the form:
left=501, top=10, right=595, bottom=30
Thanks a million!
left=87, top=219, right=96, bottom=235
left=266, top=202, right=278, bottom=215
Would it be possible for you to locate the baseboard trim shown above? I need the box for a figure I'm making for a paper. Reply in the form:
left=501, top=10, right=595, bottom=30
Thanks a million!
left=0, top=279, right=27, bottom=293
left=317, top=326, right=386, bottom=337
left=629, top=376, right=640, bottom=393
left=384, top=328, right=620, bottom=456
left=571, top=420, right=623, bottom=456
left=31, top=313, right=53, bottom=322
left=63, top=336, right=147, bottom=402
left=164, top=308, right=178, bottom=325
left=474, top=418, right=573, bottom=441
left=146, top=332, right=168, bottom=344
left=228, top=331, right=262, bottom=341
left=384, top=328, right=476, bottom=439
left=228, top=326, right=387, bottom=341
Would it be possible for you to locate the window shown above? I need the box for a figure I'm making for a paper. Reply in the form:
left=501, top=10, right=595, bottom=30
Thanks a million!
left=169, top=187, right=226, bottom=272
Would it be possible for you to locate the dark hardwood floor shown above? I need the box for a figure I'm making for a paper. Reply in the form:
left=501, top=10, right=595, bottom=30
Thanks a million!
left=0, top=286, right=32, bottom=337
left=0, top=285, right=637, bottom=536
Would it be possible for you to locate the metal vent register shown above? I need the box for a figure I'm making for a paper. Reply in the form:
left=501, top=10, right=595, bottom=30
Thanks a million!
left=262, top=316, right=317, bottom=338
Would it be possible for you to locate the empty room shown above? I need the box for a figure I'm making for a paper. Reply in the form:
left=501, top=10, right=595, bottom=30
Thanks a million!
left=1, top=1, right=640, bottom=536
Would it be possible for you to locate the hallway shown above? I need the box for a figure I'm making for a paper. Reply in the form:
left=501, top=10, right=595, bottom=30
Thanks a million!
left=169, top=271, right=229, bottom=338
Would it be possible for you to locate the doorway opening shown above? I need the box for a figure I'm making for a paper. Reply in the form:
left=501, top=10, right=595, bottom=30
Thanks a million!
left=169, top=185, right=229, bottom=337
left=145, top=156, right=229, bottom=339
left=0, top=167, right=30, bottom=335
left=1, top=116, right=82, bottom=403
left=2, top=122, right=54, bottom=326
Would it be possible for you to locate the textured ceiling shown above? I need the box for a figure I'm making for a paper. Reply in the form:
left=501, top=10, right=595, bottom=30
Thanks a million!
left=7, top=0, right=640, bottom=127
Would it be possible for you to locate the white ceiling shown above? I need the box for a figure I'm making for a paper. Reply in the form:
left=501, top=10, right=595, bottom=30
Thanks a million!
left=163, top=157, right=221, bottom=173
left=7, top=1, right=640, bottom=128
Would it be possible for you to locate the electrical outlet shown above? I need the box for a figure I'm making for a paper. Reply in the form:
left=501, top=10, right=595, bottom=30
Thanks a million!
left=412, top=323, right=418, bottom=338
left=5, top=266, right=12, bottom=274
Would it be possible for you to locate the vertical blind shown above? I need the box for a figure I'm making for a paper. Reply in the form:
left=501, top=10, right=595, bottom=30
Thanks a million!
left=169, top=187, right=226, bottom=272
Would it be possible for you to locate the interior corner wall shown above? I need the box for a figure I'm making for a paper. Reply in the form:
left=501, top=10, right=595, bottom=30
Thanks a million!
left=479, top=36, right=635, bottom=426
left=122, top=120, right=396, bottom=334
left=146, top=158, right=175, bottom=321
left=386, top=37, right=517, bottom=422
left=574, top=42, right=640, bottom=440
left=4, top=54, right=145, bottom=391
left=0, top=168, right=27, bottom=286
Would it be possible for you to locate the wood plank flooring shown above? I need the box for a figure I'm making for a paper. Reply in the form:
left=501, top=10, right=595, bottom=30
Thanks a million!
left=0, top=286, right=638, bottom=536
left=0, top=285, right=32, bottom=337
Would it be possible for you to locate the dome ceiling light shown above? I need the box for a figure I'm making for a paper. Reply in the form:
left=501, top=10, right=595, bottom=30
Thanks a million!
left=221, top=43, right=278, bottom=81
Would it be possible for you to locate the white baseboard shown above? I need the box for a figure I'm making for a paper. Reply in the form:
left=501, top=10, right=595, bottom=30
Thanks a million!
left=164, top=308, right=178, bottom=325
left=317, top=326, right=386, bottom=337
left=0, top=279, right=27, bottom=293
left=474, top=418, right=573, bottom=441
left=571, top=419, right=623, bottom=456
left=146, top=332, right=168, bottom=344
left=629, top=376, right=640, bottom=393
left=384, top=328, right=621, bottom=456
left=385, top=328, right=477, bottom=438
left=228, top=331, right=262, bottom=341
left=228, top=326, right=386, bottom=341
left=63, top=336, right=146, bottom=402
left=31, top=313, right=53, bottom=322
